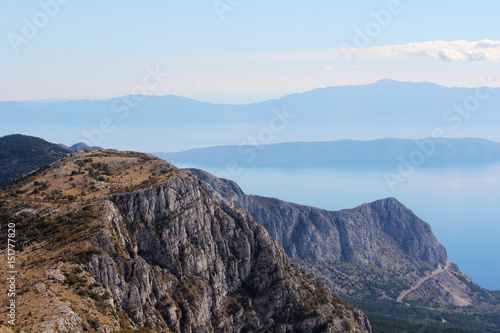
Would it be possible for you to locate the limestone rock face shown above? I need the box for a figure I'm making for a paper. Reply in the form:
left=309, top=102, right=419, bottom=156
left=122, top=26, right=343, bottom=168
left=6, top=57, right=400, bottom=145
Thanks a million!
left=188, top=168, right=446, bottom=267
left=1, top=150, right=371, bottom=332
left=85, top=170, right=371, bottom=332
left=187, top=168, right=493, bottom=306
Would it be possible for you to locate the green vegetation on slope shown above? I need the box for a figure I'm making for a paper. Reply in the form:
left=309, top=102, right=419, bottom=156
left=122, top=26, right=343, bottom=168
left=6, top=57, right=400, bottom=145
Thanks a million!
left=0, top=134, right=69, bottom=183
left=348, top=298, right=500, bottom=333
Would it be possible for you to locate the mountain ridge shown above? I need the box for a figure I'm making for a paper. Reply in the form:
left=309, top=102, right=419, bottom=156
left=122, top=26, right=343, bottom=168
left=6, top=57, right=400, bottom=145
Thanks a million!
left=187, top=167, right=500, bottom=331
left=0, top=79, right=451, bottom=104
left=0, top=149, right=371, bottom=332
left=187, top=168, right=499, bottom=305
left=2, top=80, right=499, bottom=142
left=0, top=136, right=498, bottom=331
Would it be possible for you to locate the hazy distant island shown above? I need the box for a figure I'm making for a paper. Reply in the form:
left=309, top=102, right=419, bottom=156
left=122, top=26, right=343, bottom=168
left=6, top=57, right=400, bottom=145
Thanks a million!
left=156, top=137, right=500, bottom=169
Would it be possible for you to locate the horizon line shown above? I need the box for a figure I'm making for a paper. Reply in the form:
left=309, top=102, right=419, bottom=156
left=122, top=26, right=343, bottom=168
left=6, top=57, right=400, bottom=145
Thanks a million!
left=0, top=78, right=492, bottom=105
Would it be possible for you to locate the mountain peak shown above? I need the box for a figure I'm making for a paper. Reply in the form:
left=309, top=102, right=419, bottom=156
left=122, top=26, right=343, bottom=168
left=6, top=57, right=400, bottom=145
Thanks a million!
left=59, top=142, right=103, bottom=152
left=0, top=149, right=371, bottom=332
left=371, top=79, right=442, bottom=87
left=372, top=78, right=401, bottom=85
left=189, top=167, right=498, bottom=318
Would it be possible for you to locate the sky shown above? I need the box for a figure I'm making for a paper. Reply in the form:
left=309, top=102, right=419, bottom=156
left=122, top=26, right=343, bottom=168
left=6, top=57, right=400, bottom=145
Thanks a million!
left=1, top=0, right=500, bottom=103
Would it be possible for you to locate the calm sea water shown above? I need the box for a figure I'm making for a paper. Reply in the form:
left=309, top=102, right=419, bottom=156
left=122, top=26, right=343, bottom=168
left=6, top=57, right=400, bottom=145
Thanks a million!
left=175, top=162, right=500, bottom=290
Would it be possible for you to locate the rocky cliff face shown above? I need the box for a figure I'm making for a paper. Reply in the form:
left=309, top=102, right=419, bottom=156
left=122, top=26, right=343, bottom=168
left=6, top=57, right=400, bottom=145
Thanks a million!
left=187, top=169, right=446, bottom=267
left=187, top=169, right=495, bottom=307
left=0, top=150, right=371, bottom=332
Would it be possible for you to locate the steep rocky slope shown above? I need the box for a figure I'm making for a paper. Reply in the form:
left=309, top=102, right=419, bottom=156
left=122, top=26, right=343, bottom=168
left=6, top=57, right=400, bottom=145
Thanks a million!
left=187, top=168, right=497, bottom=308
left=0, top=150, right=370, bottom=332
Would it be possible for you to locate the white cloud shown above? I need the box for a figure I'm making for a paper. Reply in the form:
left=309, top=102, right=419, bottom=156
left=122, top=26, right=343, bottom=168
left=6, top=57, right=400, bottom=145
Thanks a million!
left=162, top=40, right=500, bottom=66
left=337, top=40, right=500, bottom=62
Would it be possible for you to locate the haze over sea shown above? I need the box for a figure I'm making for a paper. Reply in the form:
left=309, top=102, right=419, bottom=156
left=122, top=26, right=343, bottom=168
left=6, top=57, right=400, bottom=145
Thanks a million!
left=173, top=162, right=500, bottom=291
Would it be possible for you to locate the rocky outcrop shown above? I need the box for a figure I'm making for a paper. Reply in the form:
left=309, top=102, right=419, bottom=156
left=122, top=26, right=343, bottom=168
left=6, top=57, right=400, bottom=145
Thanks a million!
left=0, top=150, right=371, bottom=332
left=187, top=168, right=494, bottom=306
left=188, top=168, right=446, bottom=267
left=84, top=168, right=371, bottom=332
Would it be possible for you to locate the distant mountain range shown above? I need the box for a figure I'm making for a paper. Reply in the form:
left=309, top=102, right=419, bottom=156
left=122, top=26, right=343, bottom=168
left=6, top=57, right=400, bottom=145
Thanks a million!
left=1, top=80, right=499, bottom=148
left=1, top=80, right=498, bottom=126
left=58, top=142, right=103, bottom=152
left=156, top=138, right=500, bottom=168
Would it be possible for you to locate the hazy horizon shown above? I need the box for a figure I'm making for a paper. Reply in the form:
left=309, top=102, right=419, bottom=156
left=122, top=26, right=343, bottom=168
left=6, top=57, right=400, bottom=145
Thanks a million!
left=2, top=1, right=500, bottom=102
left=1, top=78, right=498, bottom=105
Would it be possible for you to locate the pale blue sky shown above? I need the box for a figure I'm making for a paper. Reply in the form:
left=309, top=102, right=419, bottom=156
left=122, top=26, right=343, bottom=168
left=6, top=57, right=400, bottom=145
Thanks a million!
left=1, top=0, right=500, bottom=103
